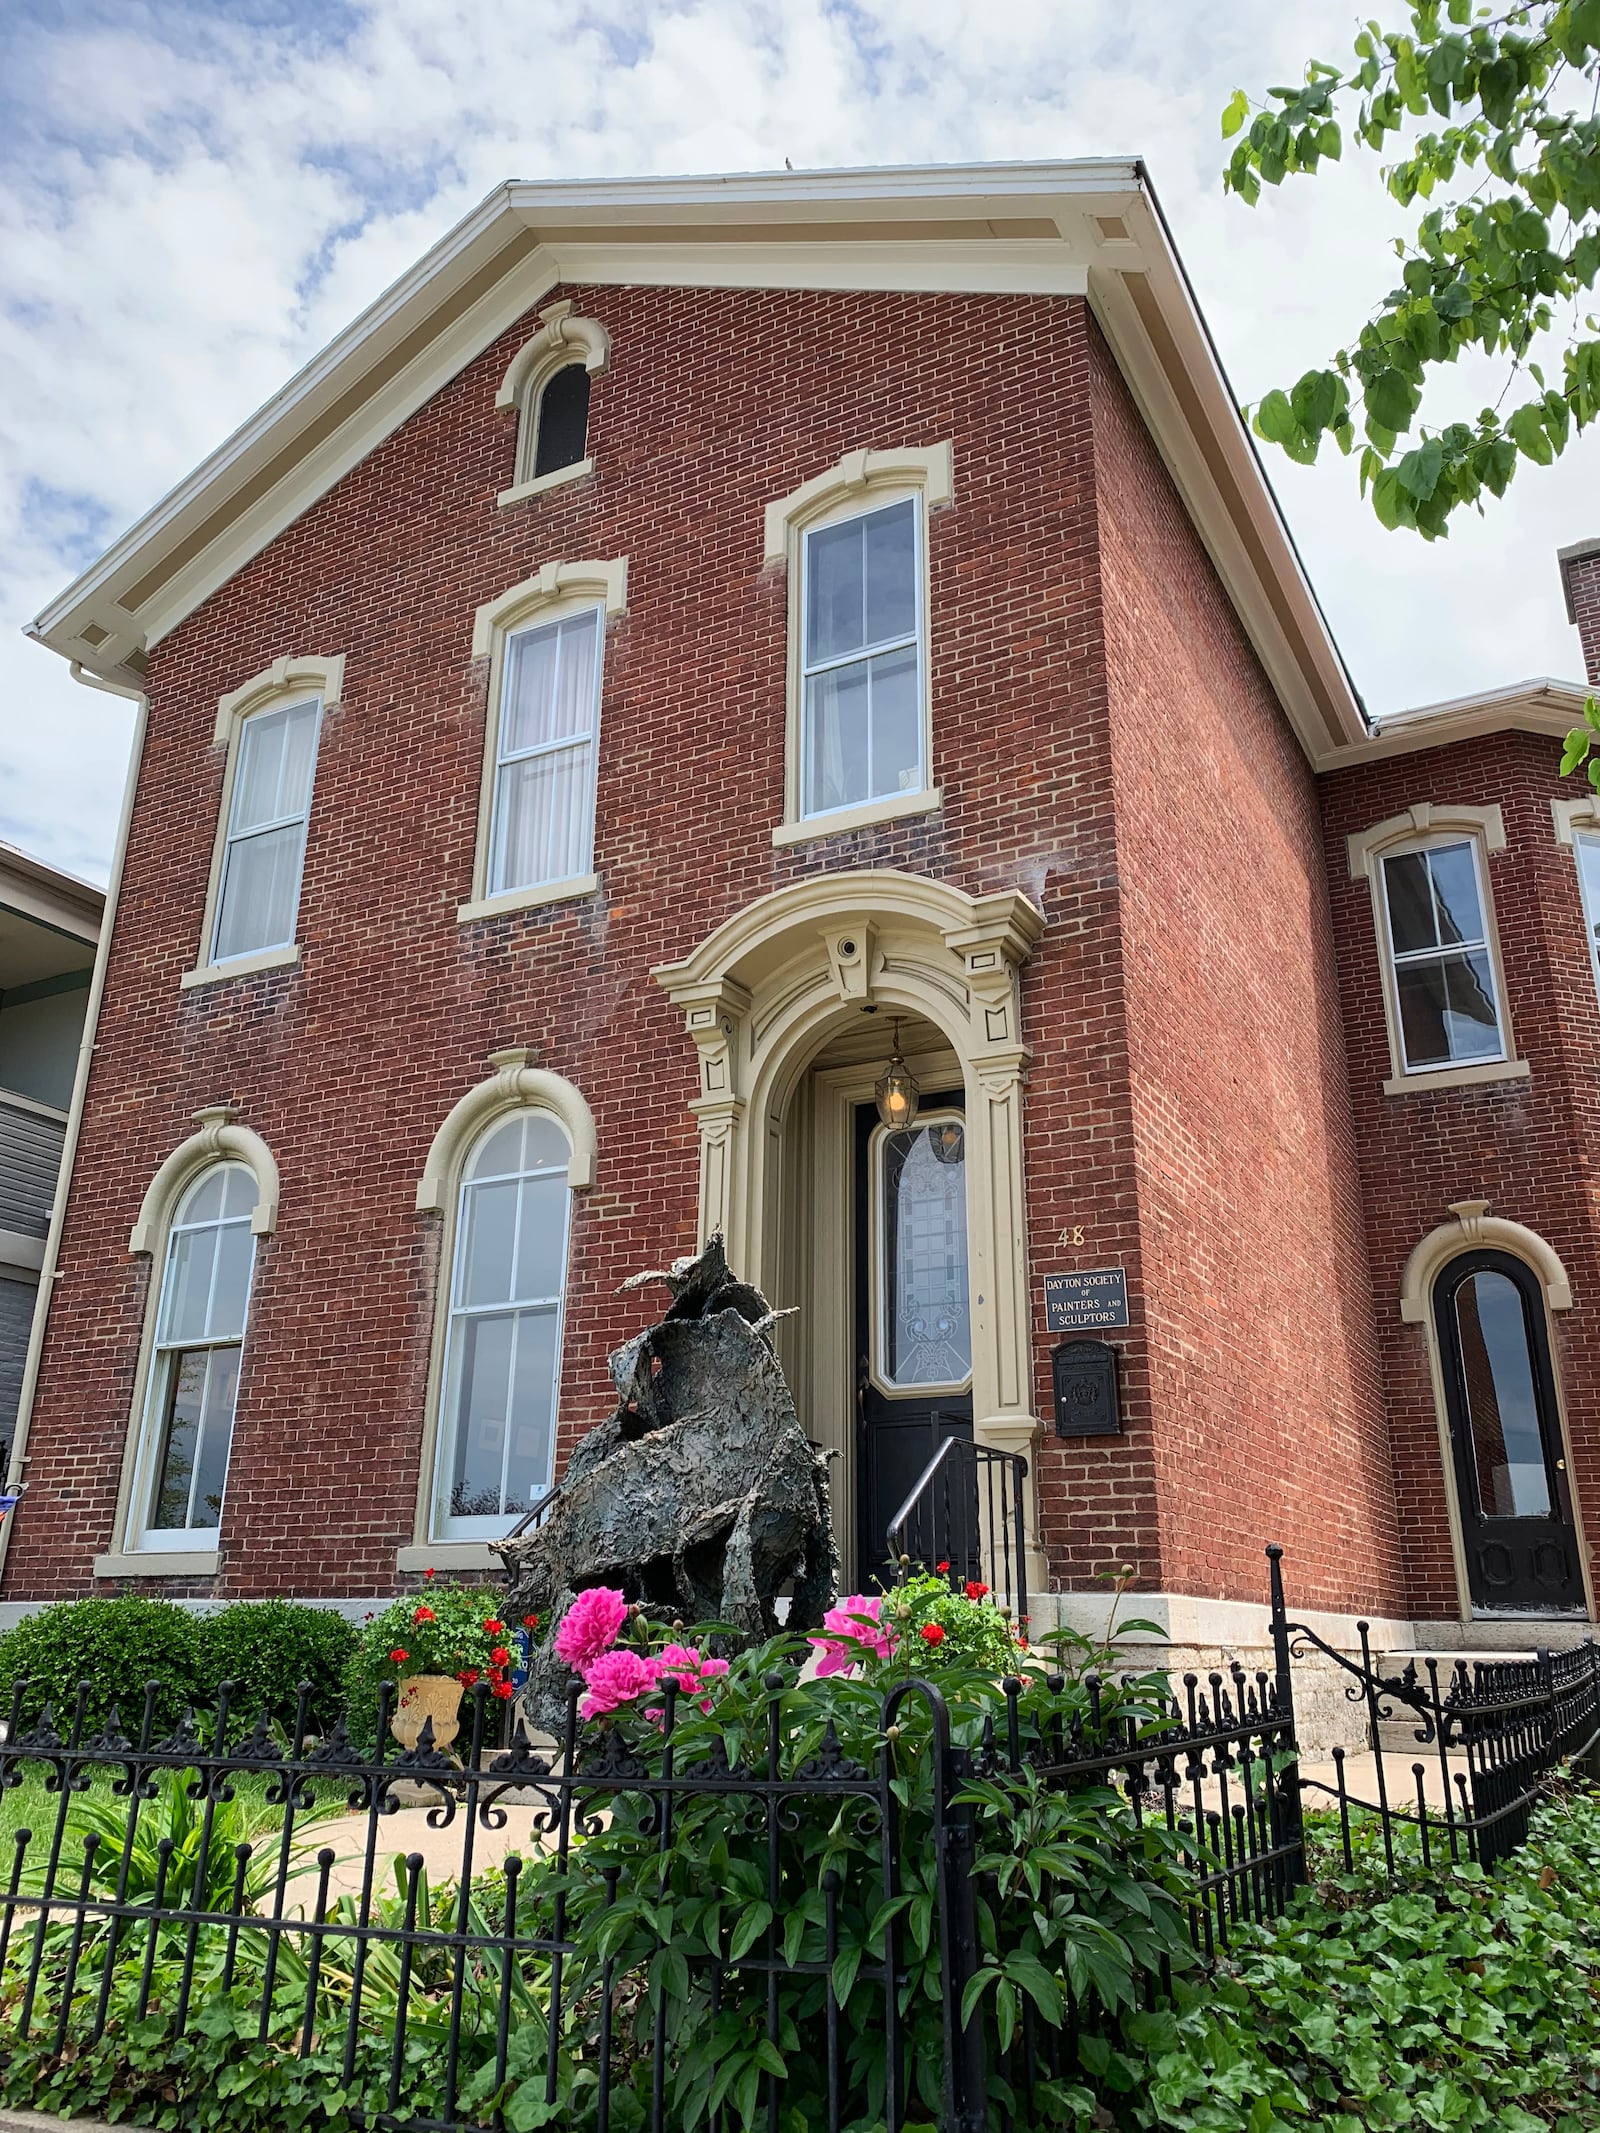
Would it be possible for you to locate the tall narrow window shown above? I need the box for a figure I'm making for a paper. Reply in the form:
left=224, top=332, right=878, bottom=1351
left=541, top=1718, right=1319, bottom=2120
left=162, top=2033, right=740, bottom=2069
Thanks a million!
left=532, top=364, right=591, bottom=480
left=134, top=1164, right=256, bottom=1549
left=212, top=696, right=321, bottom=963
left=487, top=609, right=601, bottom=898
left=1380, top=838, right=1505, bottom=1072
left=433, top=1111, right=570, bottom=1540
left=801, top=496, right=923, bottom=819
left=1573, top=831, right=1600, bottom=1009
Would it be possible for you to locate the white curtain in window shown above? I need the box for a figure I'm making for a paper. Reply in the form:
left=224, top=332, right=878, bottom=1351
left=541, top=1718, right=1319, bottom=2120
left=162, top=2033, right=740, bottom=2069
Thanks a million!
left=213, top=699, right=322, bottom=961
left=138, top=1164, right=257, bottom=1545
left=488, top=611, right=600, bottom=895
left=434, top=1113, right=571, bottom=1539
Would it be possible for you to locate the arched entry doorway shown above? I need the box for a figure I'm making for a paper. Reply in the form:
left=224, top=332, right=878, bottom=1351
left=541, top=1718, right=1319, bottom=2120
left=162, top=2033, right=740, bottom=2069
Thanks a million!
left=653, top=870, right=1046, bottom=1589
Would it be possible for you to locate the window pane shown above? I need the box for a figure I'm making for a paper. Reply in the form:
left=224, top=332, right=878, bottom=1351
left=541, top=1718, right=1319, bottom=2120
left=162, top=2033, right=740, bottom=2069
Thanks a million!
left=161, top=1226, right=219, bottom=1344
left=806, top=515, right=866, bottom=664
left=215, top=821, right=307, bottom=960
left=470, top=1118, right=527, bottom=1182
left=445, top=1312, right=516, bottom=1519
left=1427, top=842, right=1484, bottom=946
left=803, top=662, right=870, bottom=814
left=148, top=1345, right=239, bottom=1532
left=179, top=1169, right=229, bottom=1226
left=489, top=741, right=594, bottom=893
left=878, top=1120, right=971, bottom=1388
left=863, top=499, right=916, bottom=645
left=1575, top=834, right=1600, bottom=994
left=533, top=364, right=590, bottom=478
left=868, top=646, right=921, bottom=798
left=208, top=1223, right=253, bottom=1340
left=513, top=1171, right=568, bottom=1302
left=504, top=1308, right=559, bottom=1508
left=233, top=702, right=319, bottom=831
left=1455, top=1271, right=1552, bottom=1518
left=1396, top=952, right=1501, bottom=1068
left=459, top=1178, right=519, bottom=1308
left=1383, top=851, right=1438, bottom=955
left=218, top=1167, right=256, bottom=1221
left=502, top=613, right=597, bottom=756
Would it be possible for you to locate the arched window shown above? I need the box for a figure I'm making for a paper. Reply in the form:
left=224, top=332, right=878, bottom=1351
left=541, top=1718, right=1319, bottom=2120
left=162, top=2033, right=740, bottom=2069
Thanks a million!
left=131, top=1163, right=257, bottom=1551
left=432, top=1110, right=571, bottom=1541
left=1432, top=1248, right=1584, bottom=1613
left=531, top=365, right=590, bottom=480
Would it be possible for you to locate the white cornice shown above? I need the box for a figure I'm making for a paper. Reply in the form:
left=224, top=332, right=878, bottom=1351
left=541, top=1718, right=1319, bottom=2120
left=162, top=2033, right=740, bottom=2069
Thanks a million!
left=1315, top=676, right=1589, bottom=770
left=29, top=158, right=1367, bottom=759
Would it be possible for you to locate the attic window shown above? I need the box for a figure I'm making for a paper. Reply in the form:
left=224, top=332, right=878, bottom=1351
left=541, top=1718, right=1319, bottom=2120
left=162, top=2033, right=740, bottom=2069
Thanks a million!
left=533, top=365, right=591, bottom=480
left=495, top=302, right=610, bottom=508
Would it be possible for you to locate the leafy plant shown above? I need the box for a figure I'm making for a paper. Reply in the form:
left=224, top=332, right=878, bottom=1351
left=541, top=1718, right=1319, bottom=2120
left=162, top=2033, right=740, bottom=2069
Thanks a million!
left=0, top=1595, right=203, bottom=1740
left=195, top=1601, right=357, bottom=1734
left=1223, top=2, right=1600, bottom=538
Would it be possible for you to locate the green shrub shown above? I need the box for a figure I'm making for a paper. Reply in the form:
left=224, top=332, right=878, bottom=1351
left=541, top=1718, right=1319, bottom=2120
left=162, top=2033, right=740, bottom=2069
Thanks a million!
left=0, top=1595, right=202, bottom=1741
left=195, top=1601, right=357, bottom=1734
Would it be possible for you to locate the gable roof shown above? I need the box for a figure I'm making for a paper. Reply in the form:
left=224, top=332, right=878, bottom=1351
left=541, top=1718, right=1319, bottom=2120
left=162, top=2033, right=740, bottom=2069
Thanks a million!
left=28, top=159, right=1368, bottom=761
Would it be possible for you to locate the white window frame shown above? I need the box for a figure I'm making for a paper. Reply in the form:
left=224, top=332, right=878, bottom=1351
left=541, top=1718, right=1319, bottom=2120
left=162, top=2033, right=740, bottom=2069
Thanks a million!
left=1346, top=802, right=1528, bottom=1096
left=430, top=1120, right=572, bottom=1544
left=126, top=1164, right=256, bottom=1554
left=486, top=608, right=602, bottom=901
left=1552, top=798, right=1600, bottom=1011
left=210, top=696, right=323, bottom=964
left=1379, top=834, right=1507, bottom=1074
left=460, top=561, right=626, bottom=925
left=495, top=301, right=609, bottom=509
left=798, top=495, right=926, bottom=827
left=869, top=1107, right=974, bottom=1400
left=764, top=445, right=952, bottom=847
left=182, top=655, right=343, bottom=991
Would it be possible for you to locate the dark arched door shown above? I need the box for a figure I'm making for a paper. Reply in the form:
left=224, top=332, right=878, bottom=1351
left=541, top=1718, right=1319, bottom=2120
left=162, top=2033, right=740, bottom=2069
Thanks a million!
left=1433, top=1249, right=1584, bottom=1614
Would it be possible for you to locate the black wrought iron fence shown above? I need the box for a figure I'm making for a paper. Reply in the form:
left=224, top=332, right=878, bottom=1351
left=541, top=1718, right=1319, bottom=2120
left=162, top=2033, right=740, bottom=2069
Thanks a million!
left=0, top=1550, right=1593, bottom=2133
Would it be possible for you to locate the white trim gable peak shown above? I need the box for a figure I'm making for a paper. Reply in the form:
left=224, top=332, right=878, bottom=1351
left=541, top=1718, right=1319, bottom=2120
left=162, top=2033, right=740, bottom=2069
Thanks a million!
left=29, top=159, right=1364, bottom=767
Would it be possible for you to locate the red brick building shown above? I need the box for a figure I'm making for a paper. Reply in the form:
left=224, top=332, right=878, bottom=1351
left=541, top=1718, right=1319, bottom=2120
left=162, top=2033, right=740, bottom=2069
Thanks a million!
left=9, top=163, right=1600, bottom=1669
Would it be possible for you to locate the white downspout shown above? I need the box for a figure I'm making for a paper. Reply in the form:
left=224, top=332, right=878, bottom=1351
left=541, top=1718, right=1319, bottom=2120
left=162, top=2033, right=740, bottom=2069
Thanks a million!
left=0, top=665, right=148, bottom=1594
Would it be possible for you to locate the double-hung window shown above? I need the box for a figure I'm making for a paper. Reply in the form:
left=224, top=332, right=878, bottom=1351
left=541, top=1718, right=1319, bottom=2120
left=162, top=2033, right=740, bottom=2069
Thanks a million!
left=488, top=609, right=601, bottom=897
left=433, top=1111, right=571, bottom=1540
left=1379, top=838, right=1507, bottom=1072
left=800, top=496, right=923, bottom=819
left=133, top=1164, right=256, bottom=1550
left=212, top=697, right=321, bottom=963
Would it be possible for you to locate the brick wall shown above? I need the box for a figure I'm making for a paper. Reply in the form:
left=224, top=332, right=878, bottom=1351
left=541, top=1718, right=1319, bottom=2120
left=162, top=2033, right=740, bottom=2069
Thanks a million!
left=1088, top=331, right=1403, bottom=1617
left=1320, top=732, right=1600, bottom=1621
left=1561, top=540, right=1600, bottom=685
left=10, top=283, right=1175, bottom=1604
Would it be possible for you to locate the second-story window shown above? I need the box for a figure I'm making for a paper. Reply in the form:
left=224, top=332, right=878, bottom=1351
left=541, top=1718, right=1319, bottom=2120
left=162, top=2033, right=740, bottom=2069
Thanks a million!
left=1573, top=830, right=1600, bottom=1008
left=212, top=696, right=322, bottom=963
left=801, top=496, right=923, bottom=819
left=488, top=608, right=602, bottom=897
left=1380, top=837, right=1506, bottom=1071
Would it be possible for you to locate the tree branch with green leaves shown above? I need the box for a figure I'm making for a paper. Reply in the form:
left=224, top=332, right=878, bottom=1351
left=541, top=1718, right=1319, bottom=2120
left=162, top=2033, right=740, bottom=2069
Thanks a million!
left=1224, top=2, right=1600, bottom=537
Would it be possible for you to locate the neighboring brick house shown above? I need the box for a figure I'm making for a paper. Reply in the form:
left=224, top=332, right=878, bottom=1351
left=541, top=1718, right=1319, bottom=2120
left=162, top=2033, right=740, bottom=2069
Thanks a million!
left=8, top=162, right=1600, bottom=1666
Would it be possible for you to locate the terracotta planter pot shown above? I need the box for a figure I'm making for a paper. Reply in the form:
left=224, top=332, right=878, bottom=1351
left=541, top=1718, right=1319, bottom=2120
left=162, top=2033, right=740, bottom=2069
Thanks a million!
left=391, top=1672, right=463, bottom=1753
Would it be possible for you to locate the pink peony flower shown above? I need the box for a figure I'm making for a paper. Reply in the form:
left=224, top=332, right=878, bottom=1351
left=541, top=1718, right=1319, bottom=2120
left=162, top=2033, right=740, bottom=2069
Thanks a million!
left=555, top=1587, right=628, bottom=1673
left=580, top=1647, right=656, bottom=1719
left=655, top=1643, right=703, bottom=1694
left=809, top=1595, right=895, bottom=1678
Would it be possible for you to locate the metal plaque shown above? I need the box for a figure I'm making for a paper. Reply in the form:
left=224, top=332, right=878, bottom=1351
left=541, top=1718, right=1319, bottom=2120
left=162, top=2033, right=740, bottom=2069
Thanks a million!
left=1051, top=1339, right=1122, bottom=1439
left=1042, top=1266, right=1129, bottom=1332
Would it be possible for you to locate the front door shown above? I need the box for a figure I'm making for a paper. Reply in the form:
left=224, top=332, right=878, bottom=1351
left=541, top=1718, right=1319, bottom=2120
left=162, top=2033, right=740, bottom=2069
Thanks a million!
left=854, top=1096, right=974, bottom=1588
left=1434, top=1249, right=1586, bottom=1614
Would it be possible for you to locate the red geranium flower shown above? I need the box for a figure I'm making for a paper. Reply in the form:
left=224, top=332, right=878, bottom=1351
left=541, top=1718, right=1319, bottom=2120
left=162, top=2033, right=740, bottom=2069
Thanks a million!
left=490, top=1645, right=510, bottom=1666
left=413, top=1604, right=436, bottom=1622
left=424, top=1568, right=436, bottom=1579
left=389, top=1648, right=409, bottom=1665
left=456, top=1668, right=480, bottom=1686
left=523, top=1613, right=539, bottom=1629
left=483, top=1618, right=505, bottom=1635
left=965, top=1581, right=989, bottom=1600
left=491, top=1681, right=515, bottom=1700
left=935, top=1560, right=950, bottom=1574
left=920, top=1623, right=946, bottom=1646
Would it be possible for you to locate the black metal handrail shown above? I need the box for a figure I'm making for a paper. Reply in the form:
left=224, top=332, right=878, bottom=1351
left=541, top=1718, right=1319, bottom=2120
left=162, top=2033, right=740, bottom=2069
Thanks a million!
left=886, top=1433, right=1030, bottom=1626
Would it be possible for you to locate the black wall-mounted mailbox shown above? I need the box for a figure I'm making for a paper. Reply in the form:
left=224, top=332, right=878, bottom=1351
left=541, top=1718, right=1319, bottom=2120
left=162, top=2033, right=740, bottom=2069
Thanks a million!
left=1050, top=1338, right=1122, bottom=1438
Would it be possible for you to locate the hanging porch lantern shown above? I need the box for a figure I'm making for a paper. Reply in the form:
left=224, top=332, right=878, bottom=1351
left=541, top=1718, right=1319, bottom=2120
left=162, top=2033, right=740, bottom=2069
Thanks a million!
left=874, top=1019, right=920, bottom=1131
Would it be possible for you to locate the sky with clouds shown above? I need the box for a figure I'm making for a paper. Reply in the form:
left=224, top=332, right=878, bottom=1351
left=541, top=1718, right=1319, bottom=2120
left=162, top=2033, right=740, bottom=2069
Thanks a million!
left=3, top=0, right=1598, bottom=887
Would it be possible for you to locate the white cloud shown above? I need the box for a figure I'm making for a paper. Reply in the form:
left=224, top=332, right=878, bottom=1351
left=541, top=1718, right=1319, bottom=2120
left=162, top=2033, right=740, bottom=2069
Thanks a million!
left=2, top=0, right=1595, bottom=882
